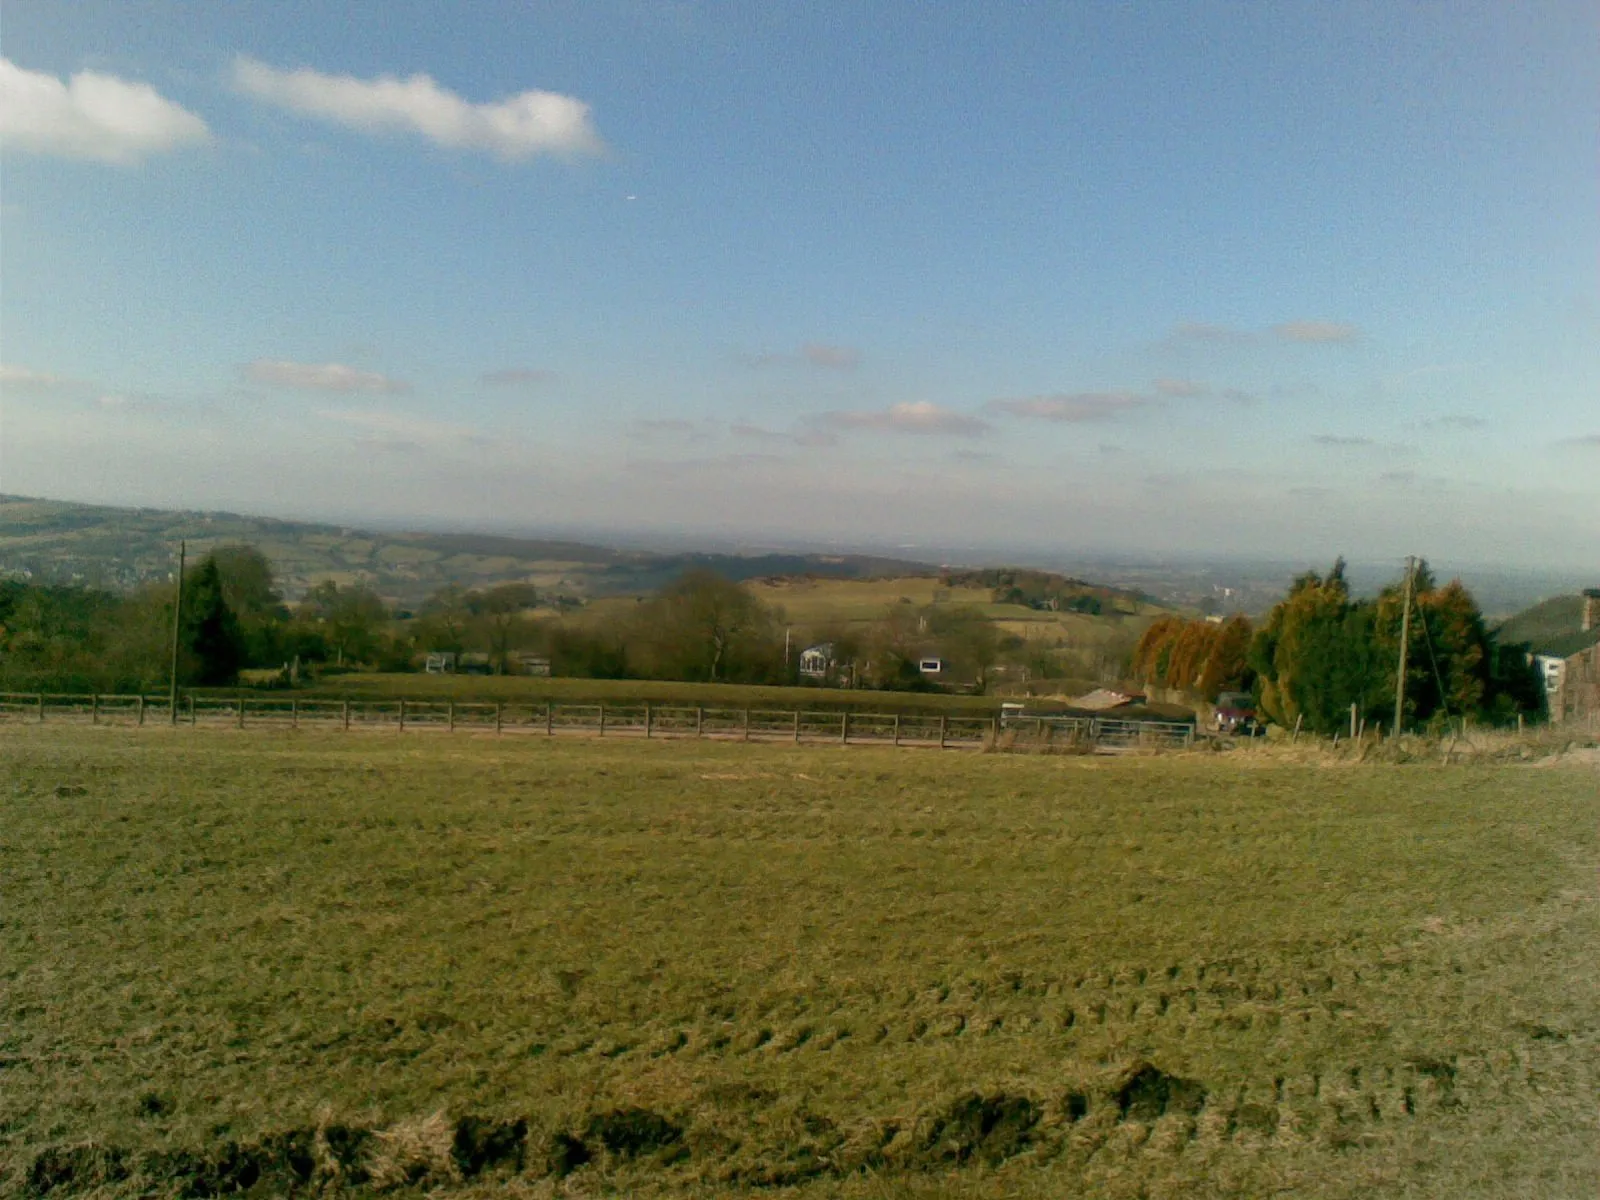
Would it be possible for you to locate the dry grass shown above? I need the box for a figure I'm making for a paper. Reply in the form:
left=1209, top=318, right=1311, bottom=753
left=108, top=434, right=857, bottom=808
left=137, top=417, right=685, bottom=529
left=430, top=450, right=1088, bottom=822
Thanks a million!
left=2, top=727, right=1596, bottom=1198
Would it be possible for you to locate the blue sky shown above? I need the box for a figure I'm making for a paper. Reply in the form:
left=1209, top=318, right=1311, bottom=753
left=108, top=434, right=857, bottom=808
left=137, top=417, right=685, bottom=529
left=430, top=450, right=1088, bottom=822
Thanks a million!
left=2, top=1, right=1596, bottom=568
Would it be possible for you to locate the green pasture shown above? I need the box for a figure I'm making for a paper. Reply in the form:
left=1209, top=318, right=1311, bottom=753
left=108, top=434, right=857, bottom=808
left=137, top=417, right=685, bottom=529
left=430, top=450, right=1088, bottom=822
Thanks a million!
left=287, top=672, right=1006, bottom=713
left=2, top=729, right=1596, bottom=1198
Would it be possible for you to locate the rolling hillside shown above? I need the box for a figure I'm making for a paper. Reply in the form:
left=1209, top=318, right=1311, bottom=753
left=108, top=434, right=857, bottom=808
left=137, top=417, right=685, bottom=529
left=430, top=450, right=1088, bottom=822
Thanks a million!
left=0, top=495, right=929, bottom=606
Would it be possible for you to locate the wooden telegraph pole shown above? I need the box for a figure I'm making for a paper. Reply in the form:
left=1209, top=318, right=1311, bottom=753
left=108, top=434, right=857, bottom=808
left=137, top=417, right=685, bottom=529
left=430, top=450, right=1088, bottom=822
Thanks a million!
left=168, top=540, right=186, bottom=725
left=1392, top=555, right=1414, bottom=739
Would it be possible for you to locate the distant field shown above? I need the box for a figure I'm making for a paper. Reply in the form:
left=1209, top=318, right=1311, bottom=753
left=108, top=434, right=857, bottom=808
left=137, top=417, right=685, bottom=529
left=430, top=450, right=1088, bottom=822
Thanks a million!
left=293, top=673, right=1006, bottom=713
left=744, top=576, right=1162, bottom=651
left=4, top=729, right=1596, bottom=1198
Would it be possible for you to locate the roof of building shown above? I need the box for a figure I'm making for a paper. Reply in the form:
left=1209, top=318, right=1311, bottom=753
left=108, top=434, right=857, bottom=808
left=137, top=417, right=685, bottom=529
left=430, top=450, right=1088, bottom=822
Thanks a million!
left=1072, top=687, right=1147, bottom=711
left=1531, top=627, right=1600, bottom=660
left=1494, top=594, right=1594, bottom=655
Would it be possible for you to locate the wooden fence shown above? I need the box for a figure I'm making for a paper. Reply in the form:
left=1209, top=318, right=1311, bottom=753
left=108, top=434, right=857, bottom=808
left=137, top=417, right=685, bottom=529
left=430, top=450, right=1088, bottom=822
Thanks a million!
left=0, top=693, right=1196, bottom=752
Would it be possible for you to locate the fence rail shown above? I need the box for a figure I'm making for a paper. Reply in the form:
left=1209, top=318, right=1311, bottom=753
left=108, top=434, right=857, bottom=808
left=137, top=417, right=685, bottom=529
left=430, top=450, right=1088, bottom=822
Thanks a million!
left=0, top=692, right=1195, bottom=752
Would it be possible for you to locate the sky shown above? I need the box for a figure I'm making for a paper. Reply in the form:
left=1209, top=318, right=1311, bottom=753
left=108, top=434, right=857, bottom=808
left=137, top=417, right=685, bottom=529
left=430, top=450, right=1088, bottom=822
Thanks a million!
left=2, top=1, right=1597, bottom=570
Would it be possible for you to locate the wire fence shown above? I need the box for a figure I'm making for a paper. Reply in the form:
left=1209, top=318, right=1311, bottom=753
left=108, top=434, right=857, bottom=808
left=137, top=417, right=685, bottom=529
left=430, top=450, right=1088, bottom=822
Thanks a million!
left=0, top=691, right=1199, bottom=752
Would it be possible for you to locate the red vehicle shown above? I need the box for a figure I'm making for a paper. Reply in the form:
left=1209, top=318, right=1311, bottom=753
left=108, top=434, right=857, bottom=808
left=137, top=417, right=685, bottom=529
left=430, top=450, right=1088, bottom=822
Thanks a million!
left=1213, top=691, right=1260, bottom=735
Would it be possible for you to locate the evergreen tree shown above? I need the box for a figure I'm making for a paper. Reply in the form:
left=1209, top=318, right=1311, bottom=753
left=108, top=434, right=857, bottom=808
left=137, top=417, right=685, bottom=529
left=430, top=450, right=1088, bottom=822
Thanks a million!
left=182, top=558, right=245, bottom=685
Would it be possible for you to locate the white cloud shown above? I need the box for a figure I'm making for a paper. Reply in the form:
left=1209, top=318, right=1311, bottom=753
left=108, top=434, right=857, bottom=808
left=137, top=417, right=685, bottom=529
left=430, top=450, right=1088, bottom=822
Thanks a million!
left=243, top=360, right=409, bottom=393
left=0, top=58, right=209, bottom=164
left=233, top=57, right=603, bottom=160
left=822, top=401, right=990, bottom=437
left=989, top=392, right=1146, bottom=422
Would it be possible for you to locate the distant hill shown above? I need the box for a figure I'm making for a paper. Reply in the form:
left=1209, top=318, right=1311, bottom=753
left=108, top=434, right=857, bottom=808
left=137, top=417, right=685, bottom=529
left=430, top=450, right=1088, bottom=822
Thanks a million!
left=0, top=495, right=932, bottom=607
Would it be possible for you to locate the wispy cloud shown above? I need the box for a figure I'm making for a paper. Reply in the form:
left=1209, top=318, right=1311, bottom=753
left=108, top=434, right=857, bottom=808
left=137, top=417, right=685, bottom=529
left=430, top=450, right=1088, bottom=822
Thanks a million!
left=989, top=391, right=1146, bottom=422
left=0, top=58, right=210, bottom=164
left=243, top=359, right=410, bottom=394
left=1311, top=434, right=1417, bottom=457
left=740, top=342, right=862, bottom=370
left=821, top=401, right=989, bottom=437
left=1166, top=319, right=1360, bottom=345
left=1274, top=320, right=1360, bottom=344
left=1153, top=377, right=1208, bottom=398
left=315, top=407, right=484, bottom=451
left=1171, top=321, right=1251, bottom=343
left=1560, top=433, right=1600, bottom=449
left=801, top=343, right=860, bottom=370
left=480, top=367, right=556, bottom=387
left=729, top=421, right=838, bottom=448
left=0, top=363, right=69, bottom=390
left=1419, top=414, right=1487, bottom=431
left=628, top=417, right=715, bottom=444
left=233, top=57, right=603, bottom=160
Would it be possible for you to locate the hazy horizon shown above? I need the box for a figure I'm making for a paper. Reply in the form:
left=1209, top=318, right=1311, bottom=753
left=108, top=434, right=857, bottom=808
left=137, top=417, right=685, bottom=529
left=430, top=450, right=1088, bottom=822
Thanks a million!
left=3, top=3, right=1597, bottom=571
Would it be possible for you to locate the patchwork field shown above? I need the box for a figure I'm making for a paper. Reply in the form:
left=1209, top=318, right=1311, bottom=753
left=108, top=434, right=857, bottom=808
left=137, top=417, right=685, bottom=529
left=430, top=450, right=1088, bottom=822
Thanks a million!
left=3, top=729, right=1597, bottom=1198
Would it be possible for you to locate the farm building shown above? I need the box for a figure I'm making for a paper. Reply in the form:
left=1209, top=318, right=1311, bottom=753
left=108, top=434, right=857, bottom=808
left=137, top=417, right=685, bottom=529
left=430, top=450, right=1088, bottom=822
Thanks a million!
left=798, top=643, right=834, bottom=679
left=1532, top=590, right=1600, bottom=725
left=1502, top=588, right=1600, bottom=725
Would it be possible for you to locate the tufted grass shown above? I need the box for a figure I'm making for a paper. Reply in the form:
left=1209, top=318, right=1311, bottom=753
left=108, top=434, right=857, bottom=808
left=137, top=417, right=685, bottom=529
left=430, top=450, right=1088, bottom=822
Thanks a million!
left=2, top=727, right=1596, bottom=1197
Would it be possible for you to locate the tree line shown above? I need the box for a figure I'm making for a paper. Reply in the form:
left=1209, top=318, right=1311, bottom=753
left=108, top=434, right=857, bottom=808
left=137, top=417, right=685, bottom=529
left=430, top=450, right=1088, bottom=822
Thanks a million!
left=0, top=547, right=1029, bottom=693
left=1132, top=559, right=1543, bottom=731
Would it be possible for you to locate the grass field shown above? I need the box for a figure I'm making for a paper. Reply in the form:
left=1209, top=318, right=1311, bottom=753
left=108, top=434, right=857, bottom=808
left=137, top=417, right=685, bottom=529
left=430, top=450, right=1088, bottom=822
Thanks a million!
left=3, top=729, right=1597, bottom=1198
left=292, top=674, right=1009, bottom=714
left=742, top=577, right=1160, bottom=654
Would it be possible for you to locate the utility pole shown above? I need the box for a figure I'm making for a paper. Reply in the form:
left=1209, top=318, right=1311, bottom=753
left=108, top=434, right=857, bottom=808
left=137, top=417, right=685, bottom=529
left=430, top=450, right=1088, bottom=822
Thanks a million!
left=1392, top=554, right=1414, bottom=739
left=168, top=540, right=186, bottom=725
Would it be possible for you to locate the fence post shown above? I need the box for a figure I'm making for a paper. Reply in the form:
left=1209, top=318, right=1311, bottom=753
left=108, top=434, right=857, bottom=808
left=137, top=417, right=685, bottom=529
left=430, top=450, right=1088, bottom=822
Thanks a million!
left=237, top=693, right=246, bottom=729
left=495, top=701, right=503, bottom=734
left=939, top=715, right=947, bottom=748
left=291, top=698, right=298, bottom=729
left=92, top=694, right=99, bottom=725
left=645, top=702, right=652, bottom=739
left=893, top=712, right=901, bottom=746
left=742, top=708, right=750, bottom=742
left=989, top=717, right=997, bottom=745
left=697, top=706, right=704, bottom=737
left=793, top=709, right=801, bottom=743
left=598, top=703, right=606, bottom=737
left=840, top=711, right=850, bottom=745
left=342, top=699, right=350, bottom=731
left=546, top=702, right=554, bottom=736
left=188, top=694, right=196, bottom=726
left=37, top=693, right=44, bottom=723
left=398, top=699, right=406, bottom=733
left=448, top=701, right=455, bottom=732
left=137, top=695, right=145, bottom=726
